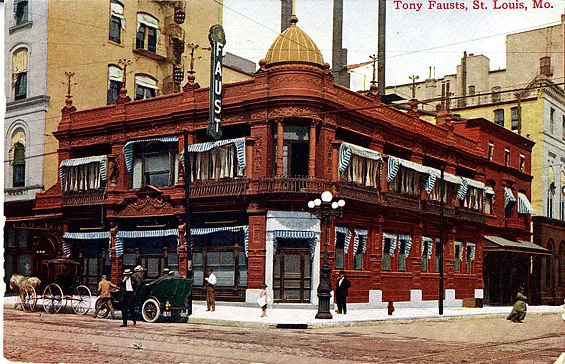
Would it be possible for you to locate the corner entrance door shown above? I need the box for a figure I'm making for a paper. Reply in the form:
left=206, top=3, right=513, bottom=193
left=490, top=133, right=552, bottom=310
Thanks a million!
left=273, top=248, right=311, bottom=303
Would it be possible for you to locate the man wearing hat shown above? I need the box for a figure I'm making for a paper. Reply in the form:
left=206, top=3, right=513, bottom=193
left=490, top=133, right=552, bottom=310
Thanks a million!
left=93, top=275, right=117, bottom=319
left=334, top=270, right=351, bottom=314
left=119, top=268, right=138, bottom=327
left=507, top=285, right=528, bottom=323
left=132, top=265, right=145, bottom=285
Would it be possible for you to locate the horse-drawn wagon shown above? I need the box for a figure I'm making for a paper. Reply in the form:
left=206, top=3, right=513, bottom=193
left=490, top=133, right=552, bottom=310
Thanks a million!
left=10, top=258, right=92, bottom=315
left=96, top=277, right=193, bottom=323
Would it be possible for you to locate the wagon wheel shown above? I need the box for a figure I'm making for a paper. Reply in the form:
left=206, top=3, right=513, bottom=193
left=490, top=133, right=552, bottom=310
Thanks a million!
left=71, top=285, right=92, bottom=315
left=43, top=283, right=64, bottom=314
left=22, top=286, right=37, bottom=312
left=141, top=298, right=161, bottom=323
left=95, top=298, right=110, bottom=318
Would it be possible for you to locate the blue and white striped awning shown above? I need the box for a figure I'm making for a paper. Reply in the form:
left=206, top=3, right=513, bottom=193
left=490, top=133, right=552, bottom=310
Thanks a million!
left=457, top=178, right=469, bottom=199
left=190, top=225, right=249, bottom=256
left=62, top=240, right=72, bottom=258
left=467, top=243, right=476, bottom=261
left=123, top=136, right=178, bottom=172
left=353, top=229, right=368, bottom=255
left=517, top=192, right=535, bottom=214
left=422, top=236, right=433, bottom=259
left=464, top=178, right=485, bottom=190
left=399, top=234, right=412, bottom=256
left=382, top=233, right=398, bottom=256
left=59, top=155, right=108, bottom=187
left=335, top=226, right=352, bottom=254
left=455, top=241, right=464, bottom=260
left=339, top=142, right=382, bottom=172
left=504, top=187, right=517, bottom=208
left=273, top=230, right=317, bottom=258
left=63, top=231, right=110, bottom=240
left=181, top=138, right=246, bottom=170
left=119, top=229, right=178, bottom=238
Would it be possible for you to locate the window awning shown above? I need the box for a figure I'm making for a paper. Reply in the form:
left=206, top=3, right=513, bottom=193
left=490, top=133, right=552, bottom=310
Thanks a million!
left=181, top=138, right=246, bottom=170
left=339, top=142, right=381, bottom=172
left=517, top=192, right=535, bottom=214
left=59, top=155, right=108, bottom=187
left=335, top=226, right=352, bottom=254
left=273, top=230, right=317, bottom=258
left=485, top=186, right=495, bottom=195
left=123, top=136, right=178, bottom=172
left=111, top=2, right=126, bottom=29
left=353, top=228, right=368, bottom=255
left=504, top=187, right=517, bottom=208
left=483, top=235, right=550, bottom=255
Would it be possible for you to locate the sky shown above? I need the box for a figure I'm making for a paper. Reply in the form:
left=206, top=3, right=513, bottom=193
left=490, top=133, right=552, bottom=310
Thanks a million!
left=221, top=0, right=564, bottom=91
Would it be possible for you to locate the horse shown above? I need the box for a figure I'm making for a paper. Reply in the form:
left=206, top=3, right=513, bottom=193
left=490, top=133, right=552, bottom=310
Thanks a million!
left=9, top=274, right=42, bottom=306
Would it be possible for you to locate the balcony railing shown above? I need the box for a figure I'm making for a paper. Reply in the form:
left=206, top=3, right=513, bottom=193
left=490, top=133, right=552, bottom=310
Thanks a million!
left=190, top=178, right=249, bottom=198
left=258, top=177, right=330, bottom=195
left=455, top=207, right=485, bottom=223
left=335, top=182, right=379, bottom=205
left=62, top=189, right=106, bottom=207
left=381, top=192, right=421, bottom=211
left=421, top=200, right=455, bottom=217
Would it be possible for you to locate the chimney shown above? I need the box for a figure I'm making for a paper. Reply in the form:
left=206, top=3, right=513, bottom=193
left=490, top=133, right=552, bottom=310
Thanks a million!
left=332, top=0, right=350, bottom=88
left=281, top=0, right=292, bottom=32
left=377, top=0, right=386, bottom=95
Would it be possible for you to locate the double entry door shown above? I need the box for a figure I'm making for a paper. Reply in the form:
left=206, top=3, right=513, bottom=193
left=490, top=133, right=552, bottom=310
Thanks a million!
left=273, top=247, right=312, bottom=303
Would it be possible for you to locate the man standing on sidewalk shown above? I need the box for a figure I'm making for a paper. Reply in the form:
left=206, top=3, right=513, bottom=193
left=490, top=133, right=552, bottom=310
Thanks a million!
left=119, top=269, right=138, bottom=327
left=334, top=270, right=351, bottom=315
left=205, top=268, right=216, bottom=311
left=93, top=275, right=117, bottom=319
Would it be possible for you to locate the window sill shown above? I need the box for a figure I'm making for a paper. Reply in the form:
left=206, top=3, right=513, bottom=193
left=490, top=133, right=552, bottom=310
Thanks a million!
left=108, top=40, right=124, bottom=48
left=133, top=48, right=167, bottom=62
left=9, top=21, right=33, bottom=34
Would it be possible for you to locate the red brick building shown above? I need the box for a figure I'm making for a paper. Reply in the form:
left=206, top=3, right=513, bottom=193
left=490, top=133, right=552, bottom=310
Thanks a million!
left=8, top=16, right=540, bottom=307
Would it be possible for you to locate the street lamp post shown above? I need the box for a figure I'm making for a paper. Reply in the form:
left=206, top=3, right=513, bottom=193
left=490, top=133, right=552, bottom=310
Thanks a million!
left=308, top=191, right=345, bottom=319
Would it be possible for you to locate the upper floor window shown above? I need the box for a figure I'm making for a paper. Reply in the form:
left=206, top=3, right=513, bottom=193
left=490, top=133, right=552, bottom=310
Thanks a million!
left=9, top=128, right=26, bottom=188
left=389, top=166, right=420, bottom=195
left=511, top=107, right=519, bottom=131
left=353, top=229, right=367, bottom=270
left=488, top=141, right=494, bottom=161
left=519, top=154, right=525, bottom=172
left=465, top=243, right=475, bottom=274
left=491, top=86, right=501, bottom=103
left=14, top=0, right=29, bottom=26
left=136, top=13, right=159, bottom=53
left=339, top=143, right=381, bottom=188
left=60, top=156, right=107, bottom=192
left=485, top=183, right=495, bottom=215
left=132, top=141, right=179, bottom=188
left=421, top=237, right=433, bottom=272
left=135, top=75, right=158, bottom=100
left=494, top=109, right=504, bottom=127
left=505, top=148, right=510, bottom=167
left=468, top=85, right=475, bottom=96
left=562, top=115, right=565, bottom=139
left=12, top=48, right=28, bottom=100
left=334, top=227, right=348, bottom=269
left=454, top=241, right=463, bottom=273
left=276, top=124, right=309, bottom=177
left=109, top=2, right=125, bottom=44
left=460, top=186, right=484, bottom=211
left=107, top=65, right=122, bottom=105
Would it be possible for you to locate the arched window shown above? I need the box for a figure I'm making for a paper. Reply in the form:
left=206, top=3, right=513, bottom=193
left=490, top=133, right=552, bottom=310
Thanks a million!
left=134, top=74, right=158, bottom=100
left=107, top=65, right=122, bottom=105
left=12, top=47, right=28, bottom=100
left=558, top=243, right=564, bottom=288
left=9, top=128, right=26, bottom=187
left=109, top=1, right=125, bottom=44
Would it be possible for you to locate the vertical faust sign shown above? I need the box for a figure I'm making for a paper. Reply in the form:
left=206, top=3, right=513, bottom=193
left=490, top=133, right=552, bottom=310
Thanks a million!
left=207, top=25, right=225, bottom=140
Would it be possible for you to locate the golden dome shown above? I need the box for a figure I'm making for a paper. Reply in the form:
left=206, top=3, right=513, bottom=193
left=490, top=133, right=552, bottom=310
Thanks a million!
left=264, top=16, right=324, bottom=67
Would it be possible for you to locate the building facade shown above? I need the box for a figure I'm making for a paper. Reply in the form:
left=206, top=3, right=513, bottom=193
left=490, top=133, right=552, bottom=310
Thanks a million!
left=4, top=0, right=254, bottom=284
left=21, top=16, right=539, bottom=308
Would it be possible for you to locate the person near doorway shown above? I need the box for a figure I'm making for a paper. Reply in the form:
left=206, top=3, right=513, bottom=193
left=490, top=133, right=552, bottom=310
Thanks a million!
left=506, top=286, right=527, bottom=323
left=334, top=270, right=351, bottom=314
left=205, top=268, right=216, bottom=311
left=258, top=284, right=269, bottom=317
left=93, top=275, right=117, bottom=319
left=119, top=269, right=138, bottom=327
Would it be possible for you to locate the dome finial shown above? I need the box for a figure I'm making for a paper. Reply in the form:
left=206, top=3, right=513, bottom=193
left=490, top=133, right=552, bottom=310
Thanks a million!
left=289, top=0, right=298, bottom=25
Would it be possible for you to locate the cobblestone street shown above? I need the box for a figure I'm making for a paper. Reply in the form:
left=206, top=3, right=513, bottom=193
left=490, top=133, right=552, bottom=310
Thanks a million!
left=4, top=309, right=564, bottom=363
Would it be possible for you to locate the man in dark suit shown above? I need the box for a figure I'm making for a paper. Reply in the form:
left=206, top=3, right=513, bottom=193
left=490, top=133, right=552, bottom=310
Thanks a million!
left=334, top=270, right=351, bottom=315
left=119, top=268, right=138, bottom=327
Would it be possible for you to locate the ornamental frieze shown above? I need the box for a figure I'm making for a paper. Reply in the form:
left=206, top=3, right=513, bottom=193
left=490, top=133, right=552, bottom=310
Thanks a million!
left=268, top=106, right=318, bottom=119
left=118, top=195, right=182, bottom=217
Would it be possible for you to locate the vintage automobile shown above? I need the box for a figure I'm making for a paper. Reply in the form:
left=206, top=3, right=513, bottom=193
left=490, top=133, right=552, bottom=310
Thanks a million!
left=97, top=276, right=193, bottom=323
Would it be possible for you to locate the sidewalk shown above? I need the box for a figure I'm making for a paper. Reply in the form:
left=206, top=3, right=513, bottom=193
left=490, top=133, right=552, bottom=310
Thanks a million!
left=4, top=296, right=563, bottom=328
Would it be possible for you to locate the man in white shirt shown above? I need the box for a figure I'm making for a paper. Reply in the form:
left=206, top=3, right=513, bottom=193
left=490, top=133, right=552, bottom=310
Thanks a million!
left=205, top=268, right=217, bottom=311
left=119, top=269, right=137, bottom=327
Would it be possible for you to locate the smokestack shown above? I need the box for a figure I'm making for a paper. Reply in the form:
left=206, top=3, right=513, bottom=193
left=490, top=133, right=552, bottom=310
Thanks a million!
left=332, top=0, right=350, bottom=88
left=281, top=0, right=292, bottom=32
left=377, top=0, right=386, bottom=95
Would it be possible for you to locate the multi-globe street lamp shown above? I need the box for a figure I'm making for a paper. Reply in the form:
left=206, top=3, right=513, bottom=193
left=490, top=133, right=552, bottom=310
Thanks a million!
left=308, top=191, right=345, bottom=319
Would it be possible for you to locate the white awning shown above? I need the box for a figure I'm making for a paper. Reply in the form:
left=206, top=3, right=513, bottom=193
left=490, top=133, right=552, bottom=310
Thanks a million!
left=517, top=192, right=535, bottom=214
left=339, top=142, right=381, bottom=172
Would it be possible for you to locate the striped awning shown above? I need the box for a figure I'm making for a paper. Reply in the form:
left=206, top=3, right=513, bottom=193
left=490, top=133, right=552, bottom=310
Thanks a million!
left=455, top=241, right=463, bottom=260
left=399, top=234, right=412, bottom=256
left=123, top=136, right=178, bottom=172
left=181, top=138, right=246, bottom=170
left=335, top=226, right=352, bottom=254
left=422, top=236, right=433, bottom=259
left=353, top=229, right=368, bottom=255
left=504, top=187, right=517, bottom=208
left=467, top=243, right=476, bottom=261
left=190, top=225, right=249, bottom=256
left=382, top=233, right=398, bottom=256
left=387, top=156, right=434, bottom=183
left=273, top=230, right=317, bottom=258
left=59, top=155, right=108, bottom=187
left=339, top=142, right=382, bottom=172
left=517, top=192, right=535, bottom=214
left=63, top=231, right=110, bottom=240
left=457, top=178, right=468, bottom=199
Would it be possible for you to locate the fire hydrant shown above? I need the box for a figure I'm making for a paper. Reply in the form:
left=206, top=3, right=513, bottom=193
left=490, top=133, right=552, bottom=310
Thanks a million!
left=388, top=301, right=395, bottom=315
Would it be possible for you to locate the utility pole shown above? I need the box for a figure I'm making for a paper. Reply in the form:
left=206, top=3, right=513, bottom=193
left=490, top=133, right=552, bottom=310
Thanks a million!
left=439, top=167, right=445, bottom=315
